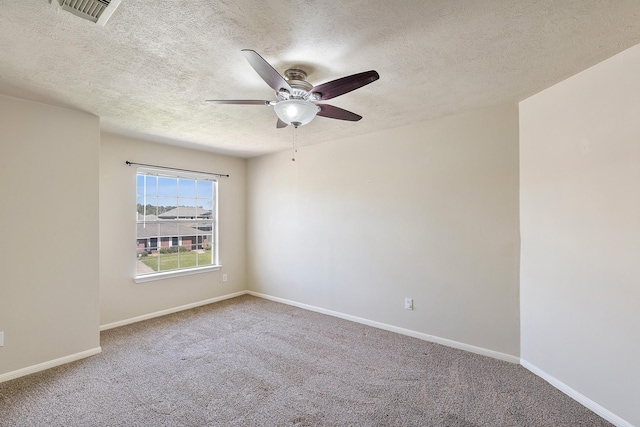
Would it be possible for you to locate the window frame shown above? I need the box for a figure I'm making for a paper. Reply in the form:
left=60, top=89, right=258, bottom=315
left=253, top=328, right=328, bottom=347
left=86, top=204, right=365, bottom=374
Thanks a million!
left=134, top=167, right=220, bottom=283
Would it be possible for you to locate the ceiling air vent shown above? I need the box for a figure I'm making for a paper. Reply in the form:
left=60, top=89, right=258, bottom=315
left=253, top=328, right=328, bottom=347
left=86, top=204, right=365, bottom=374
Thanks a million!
left=57, top=0, right=121, bottom=26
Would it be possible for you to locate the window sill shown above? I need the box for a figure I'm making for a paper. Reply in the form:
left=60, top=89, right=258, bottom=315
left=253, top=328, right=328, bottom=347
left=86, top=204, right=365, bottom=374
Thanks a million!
left=134, top=265, right=221, bottom=283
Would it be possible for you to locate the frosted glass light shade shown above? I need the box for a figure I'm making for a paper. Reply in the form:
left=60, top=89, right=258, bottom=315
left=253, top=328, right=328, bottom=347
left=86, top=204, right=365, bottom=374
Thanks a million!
left=273, top=99, right=320, bottom=127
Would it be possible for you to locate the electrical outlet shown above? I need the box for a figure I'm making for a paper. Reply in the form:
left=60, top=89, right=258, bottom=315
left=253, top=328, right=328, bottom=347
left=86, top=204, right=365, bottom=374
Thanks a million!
left=0, top=331, right=4, bottom=347
left=405, top=298, right=413, bottom=310
left=222, top=274, right=228, bottom=282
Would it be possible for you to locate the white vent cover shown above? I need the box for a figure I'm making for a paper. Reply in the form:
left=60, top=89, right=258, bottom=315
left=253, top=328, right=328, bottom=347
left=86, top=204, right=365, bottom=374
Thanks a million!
left=57, top=0, right=121, bottom=25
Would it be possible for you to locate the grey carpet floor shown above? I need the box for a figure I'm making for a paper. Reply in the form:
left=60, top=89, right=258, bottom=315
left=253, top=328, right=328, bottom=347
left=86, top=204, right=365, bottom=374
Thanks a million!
left=0, top=295, right=612, bottom=426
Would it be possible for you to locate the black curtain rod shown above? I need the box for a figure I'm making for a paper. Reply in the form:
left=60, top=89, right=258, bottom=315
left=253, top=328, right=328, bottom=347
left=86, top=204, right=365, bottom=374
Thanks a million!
left=125, top=161, right=229, bottom=178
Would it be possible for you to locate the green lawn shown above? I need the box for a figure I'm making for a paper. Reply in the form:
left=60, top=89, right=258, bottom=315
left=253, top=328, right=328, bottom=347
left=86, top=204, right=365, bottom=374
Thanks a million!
left=140, top=250, right=213, bottom=272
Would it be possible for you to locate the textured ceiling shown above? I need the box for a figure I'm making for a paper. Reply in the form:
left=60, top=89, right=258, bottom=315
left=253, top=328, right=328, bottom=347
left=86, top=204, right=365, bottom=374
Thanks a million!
left=1, top=1, right=640, bottom=158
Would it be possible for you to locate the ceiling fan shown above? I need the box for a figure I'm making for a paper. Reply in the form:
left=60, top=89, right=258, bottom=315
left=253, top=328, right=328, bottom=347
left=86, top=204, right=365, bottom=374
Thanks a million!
left=206, top=49, right=379, bottom=129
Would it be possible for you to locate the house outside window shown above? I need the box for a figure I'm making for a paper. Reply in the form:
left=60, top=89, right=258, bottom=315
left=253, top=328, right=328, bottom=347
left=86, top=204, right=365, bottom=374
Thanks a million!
left=135, top=168, right=218, bottom=280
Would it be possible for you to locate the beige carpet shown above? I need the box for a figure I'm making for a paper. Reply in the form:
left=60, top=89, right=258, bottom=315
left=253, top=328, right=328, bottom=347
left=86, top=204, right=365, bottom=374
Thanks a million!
left=0, top=295, right=612, bottom=426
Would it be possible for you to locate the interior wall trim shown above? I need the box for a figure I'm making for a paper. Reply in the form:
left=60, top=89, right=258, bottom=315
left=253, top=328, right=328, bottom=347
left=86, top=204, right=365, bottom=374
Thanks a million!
left=520, top=359, right=632, bottom=427
left=247, top=291, right=520, bottom=364
left=0, top=347, right=102, bottom=384
left=100, top=290, right=248, bottom=331
left=5, top=291, right=624, bottom=424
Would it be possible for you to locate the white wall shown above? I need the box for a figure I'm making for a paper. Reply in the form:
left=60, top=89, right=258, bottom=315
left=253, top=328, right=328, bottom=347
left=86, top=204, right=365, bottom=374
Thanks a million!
left=520, top=44, right=640, bottom=426
left=99, top=134, right=247, bottom=326
left=247, top=104, right=521, bottom=357
left=0, top=94, right=100, bottom=376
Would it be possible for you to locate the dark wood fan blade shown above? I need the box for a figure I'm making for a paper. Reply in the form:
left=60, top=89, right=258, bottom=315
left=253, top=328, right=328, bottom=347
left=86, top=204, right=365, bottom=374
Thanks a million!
left=276, top=118, right=288, bottom=128
left=205, top=100, right=272, bottom=105
left=310, top=70, right=379, bottom=100
left=241, top=49, right=292, bottom=93
left=317, top=104, right=362, bottom=121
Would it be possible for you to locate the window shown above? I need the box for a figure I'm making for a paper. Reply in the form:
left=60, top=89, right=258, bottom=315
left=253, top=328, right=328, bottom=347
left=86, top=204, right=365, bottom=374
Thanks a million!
left=135, top=168, right=218, bottom=281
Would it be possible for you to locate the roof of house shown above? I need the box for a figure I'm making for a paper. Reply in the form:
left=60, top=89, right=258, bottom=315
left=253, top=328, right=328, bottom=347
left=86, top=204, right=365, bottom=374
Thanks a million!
left=157, top=207, right=212, bottom=219
left=136, top=222, right=210, bottom=239
left=137, top=213, right=158, bottom=221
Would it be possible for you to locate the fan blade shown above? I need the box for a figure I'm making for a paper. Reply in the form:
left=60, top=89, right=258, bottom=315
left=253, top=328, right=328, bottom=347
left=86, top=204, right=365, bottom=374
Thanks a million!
left=310, top=70, right=379, bottom=100
left=205, top=100, right=272, bottom=105
left=241, top=49, right=292, bottom=93
left=276, top=118, right=288, bottom=128
left=317, top=104, right=362, bottom=121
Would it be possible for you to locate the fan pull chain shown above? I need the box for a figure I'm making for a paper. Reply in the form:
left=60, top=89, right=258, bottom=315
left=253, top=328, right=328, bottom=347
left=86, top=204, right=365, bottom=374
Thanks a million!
left=291, top=128, right=298, bottom=161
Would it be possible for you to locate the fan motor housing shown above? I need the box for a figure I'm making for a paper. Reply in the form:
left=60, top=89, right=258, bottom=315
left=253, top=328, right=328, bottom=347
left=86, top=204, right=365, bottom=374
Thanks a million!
left=284, top=69, right=313, bottom=93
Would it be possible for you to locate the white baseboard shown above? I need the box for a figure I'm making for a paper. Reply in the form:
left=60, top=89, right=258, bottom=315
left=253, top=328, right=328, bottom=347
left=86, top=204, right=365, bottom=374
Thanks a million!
left=521, top=359, right=633, bottom=427
left=0, top=347, right=102, bottom=384
left=99, top=290, right=248, bottom=331
left=1, top=292, right=248, bottom=384
left=247, top=291, right=520, bottom=364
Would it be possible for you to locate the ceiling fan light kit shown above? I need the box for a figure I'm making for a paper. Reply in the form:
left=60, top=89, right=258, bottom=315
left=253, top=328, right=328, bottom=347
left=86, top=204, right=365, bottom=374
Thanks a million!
left=273, top=99, right=320, bottom=128
left=206, top=49, right=379, bottom=129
